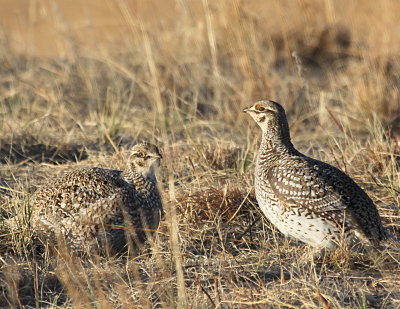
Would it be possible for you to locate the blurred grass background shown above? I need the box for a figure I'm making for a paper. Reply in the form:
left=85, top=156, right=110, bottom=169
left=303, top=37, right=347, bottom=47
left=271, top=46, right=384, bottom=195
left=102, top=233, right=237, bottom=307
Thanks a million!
left=0, top=0, right=399, bottom=308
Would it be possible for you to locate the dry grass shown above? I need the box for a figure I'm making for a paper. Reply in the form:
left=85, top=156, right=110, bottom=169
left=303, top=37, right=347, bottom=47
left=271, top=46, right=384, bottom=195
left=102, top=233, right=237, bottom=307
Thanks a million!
left=1, top=0, right=400, bottom=308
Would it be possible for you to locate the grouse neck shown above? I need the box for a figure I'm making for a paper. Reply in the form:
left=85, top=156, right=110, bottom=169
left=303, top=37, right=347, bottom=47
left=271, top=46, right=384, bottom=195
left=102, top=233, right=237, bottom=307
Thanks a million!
left=123, top=165, right=151, bottom=192
left=258, top=130, right=298, bottom=163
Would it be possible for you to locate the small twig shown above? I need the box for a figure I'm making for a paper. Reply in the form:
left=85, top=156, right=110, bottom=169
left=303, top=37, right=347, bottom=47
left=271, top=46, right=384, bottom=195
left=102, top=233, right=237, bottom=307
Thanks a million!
left=0, top=231, right=23, bottom=238
left=227, top=190, right=251, bottom=222
left=316, top=289, right=331, bottom=309
left=102, top=126, right=119, bottom=154
left=326, top=108, right=355, bottom=141
left=11, top=274, right=23, bottom=309
left=327, top=146, right=348, bottom=174
left=195, top=274, right=216, bottom=308
left=0, top=186, right=24, bottom=194
left=369, top=173, right=400, bottom=195
left=235, top=216, right=261, bottom=241
left=214, top=276, right=221, bottom=307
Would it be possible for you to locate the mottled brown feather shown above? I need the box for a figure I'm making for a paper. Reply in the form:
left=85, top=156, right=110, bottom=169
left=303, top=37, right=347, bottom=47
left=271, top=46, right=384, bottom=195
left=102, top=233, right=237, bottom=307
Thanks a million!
left=32, top=143, right=163, bottom=253
left=245, top=100, right=388, bottom=248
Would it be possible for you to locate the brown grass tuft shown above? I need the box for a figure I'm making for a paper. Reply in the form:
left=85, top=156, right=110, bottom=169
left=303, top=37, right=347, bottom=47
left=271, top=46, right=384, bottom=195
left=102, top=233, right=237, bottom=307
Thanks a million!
left=176, top=185, right=256, bottom=223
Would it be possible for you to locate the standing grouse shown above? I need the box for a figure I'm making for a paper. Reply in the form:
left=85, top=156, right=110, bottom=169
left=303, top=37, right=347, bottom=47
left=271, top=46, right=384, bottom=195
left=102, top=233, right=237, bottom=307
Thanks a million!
left=243, top=100, right=388, bottom=248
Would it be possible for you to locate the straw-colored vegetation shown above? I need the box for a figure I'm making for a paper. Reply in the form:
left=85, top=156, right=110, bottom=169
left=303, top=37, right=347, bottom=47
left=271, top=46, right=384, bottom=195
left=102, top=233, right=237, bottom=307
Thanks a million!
left=1, top=0, right=399, bottom=308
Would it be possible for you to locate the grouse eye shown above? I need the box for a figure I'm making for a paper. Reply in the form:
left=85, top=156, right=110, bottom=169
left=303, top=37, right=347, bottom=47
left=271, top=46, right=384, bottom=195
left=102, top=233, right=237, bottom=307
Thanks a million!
left=133, top=151, right=145, bottom=158
left=255, top=104, right=266, bottom=112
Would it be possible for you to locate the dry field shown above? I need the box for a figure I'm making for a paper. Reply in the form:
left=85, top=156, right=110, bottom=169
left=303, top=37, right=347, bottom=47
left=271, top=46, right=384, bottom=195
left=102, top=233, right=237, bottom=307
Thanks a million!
left=1, top=0, right=400, bottom=308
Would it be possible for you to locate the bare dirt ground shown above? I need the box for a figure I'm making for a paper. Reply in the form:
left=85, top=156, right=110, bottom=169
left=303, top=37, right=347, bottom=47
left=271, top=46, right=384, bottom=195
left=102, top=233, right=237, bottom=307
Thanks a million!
left=0, top=0, right=400, bottom=308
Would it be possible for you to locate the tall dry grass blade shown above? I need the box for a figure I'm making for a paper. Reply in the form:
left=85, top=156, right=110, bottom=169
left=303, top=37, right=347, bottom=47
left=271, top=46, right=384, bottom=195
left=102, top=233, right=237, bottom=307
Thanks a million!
left=166, top=172, right=188, bottom=309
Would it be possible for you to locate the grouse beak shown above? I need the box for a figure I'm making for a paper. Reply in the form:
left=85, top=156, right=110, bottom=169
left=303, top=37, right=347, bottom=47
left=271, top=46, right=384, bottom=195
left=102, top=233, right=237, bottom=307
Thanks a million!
left=154, top=153, right=162, bottom=159
left=243, top=106, right=255, bottom=113
left=146, top=153, right=162, bottom=160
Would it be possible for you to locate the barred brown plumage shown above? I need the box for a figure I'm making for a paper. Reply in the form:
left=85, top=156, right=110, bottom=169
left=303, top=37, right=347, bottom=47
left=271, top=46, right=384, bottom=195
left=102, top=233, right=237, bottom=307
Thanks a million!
left=31, top=142, right=163, bottom=253
left=244, top=100, right=388, bottom=248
